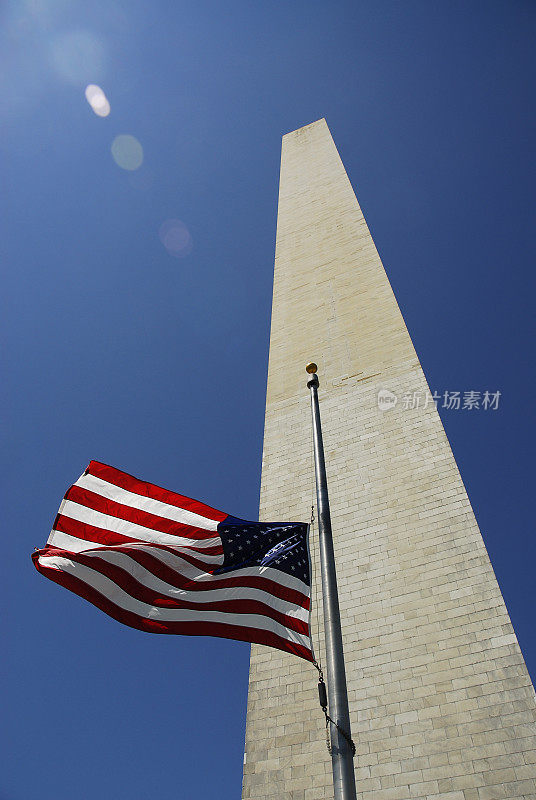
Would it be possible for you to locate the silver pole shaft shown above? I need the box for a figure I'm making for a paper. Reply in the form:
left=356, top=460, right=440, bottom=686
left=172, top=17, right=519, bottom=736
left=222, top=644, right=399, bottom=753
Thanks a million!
left=307, top=368, right=357, bottom=800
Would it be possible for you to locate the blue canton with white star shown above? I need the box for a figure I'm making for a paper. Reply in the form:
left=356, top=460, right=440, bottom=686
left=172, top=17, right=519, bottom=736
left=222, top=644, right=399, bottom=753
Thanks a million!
left=213, top=517, right=310, bottom=585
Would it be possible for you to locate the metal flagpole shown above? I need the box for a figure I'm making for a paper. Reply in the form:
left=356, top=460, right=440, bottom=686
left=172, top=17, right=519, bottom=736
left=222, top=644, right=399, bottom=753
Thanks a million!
left=306, top=362, right=357, bottom=800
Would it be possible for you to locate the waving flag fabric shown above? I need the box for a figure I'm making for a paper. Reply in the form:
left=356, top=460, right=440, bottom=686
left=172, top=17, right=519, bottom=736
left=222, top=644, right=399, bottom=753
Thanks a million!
left=32, top=461, right=312, bottom=661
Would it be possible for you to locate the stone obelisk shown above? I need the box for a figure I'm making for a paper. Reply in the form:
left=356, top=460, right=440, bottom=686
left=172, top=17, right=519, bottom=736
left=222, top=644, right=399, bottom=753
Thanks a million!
left=242, top=119, right=536, bottom=800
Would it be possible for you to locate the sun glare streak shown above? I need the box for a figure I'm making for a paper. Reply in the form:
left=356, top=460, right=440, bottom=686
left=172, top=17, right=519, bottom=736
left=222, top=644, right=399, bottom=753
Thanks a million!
left=111, top=135, right=143, bottom=171
left=85, top=84, right=110, bottom=117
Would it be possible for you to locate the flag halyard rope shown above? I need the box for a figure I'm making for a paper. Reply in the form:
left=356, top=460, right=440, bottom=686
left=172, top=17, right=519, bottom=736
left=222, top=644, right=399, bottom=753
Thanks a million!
left=309, top=491, right=356, bottom=759
left=313, top=662, right=356, bottom=758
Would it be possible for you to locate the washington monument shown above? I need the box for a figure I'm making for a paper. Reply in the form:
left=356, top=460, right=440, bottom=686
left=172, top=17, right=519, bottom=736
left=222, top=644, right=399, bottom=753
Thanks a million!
left=241, top=119, right=536, bottom=799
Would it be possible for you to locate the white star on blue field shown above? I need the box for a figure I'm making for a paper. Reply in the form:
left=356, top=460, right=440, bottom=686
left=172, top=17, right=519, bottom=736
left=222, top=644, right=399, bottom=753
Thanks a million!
left=217, top=520, right=310, bottom=584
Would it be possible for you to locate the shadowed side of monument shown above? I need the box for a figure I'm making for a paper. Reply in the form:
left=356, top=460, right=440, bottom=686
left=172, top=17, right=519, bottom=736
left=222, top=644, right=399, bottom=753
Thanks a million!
left=242, top=119, right=536, bottom=800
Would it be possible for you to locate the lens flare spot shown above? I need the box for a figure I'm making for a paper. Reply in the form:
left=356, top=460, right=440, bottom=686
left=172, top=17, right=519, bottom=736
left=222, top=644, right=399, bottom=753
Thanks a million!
left=111, top=134, right=143, bottom=171
left=85, top=84, right=110, bottom=117
left=159, top=219, right=193, bottom=258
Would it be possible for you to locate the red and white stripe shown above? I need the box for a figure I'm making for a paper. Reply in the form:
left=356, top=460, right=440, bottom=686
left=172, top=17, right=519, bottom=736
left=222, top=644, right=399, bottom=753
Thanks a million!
left=33, top=461, right=312, bottom=661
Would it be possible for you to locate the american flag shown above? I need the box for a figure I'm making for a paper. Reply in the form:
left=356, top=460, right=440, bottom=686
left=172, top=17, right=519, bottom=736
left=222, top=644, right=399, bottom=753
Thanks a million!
left=32, top=461, right=312, bottom=661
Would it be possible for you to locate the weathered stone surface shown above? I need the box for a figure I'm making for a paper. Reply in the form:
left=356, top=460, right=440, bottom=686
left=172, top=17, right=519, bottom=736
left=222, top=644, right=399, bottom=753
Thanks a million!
left=241, top=119, right=536, bottom=799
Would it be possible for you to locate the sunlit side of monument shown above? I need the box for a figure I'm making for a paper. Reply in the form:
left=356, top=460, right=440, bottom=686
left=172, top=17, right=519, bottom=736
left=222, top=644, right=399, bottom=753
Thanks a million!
left=241, top=119, right=536, bottom=800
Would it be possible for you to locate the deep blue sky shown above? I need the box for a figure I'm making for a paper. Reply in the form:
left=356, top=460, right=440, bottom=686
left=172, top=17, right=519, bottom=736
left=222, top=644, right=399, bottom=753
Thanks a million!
left=2, top=2, right=535, bottom=798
